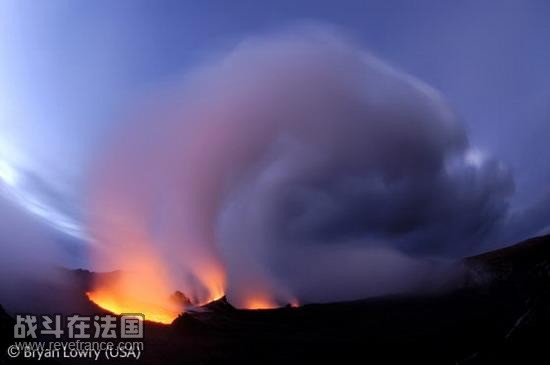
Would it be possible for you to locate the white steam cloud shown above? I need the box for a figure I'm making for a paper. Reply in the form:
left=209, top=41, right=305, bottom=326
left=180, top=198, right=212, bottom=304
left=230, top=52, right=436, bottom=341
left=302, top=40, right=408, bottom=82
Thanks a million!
left=89, top=27, right=513, bottom=307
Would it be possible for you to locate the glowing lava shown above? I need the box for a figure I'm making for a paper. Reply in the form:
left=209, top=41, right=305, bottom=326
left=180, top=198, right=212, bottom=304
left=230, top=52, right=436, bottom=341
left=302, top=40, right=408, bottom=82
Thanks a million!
left=243, top=296, right=279, bottom=310
left=86, top=289, right=179, bottom=325
left=86, top=253, right=227, bottom=324
left=86, top=251, right=187, bottom=325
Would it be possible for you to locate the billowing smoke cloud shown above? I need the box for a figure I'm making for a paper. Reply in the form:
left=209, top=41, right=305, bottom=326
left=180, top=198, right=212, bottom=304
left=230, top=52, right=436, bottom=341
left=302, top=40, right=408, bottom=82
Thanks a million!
left=88, top=27, right=513, bottom=309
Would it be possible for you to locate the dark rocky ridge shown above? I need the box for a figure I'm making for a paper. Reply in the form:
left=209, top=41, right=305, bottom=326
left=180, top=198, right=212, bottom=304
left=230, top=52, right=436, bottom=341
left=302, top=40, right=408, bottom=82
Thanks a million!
left=0, top=304, right=14, bottom=364
left=1, top=234, right=550, bottom=364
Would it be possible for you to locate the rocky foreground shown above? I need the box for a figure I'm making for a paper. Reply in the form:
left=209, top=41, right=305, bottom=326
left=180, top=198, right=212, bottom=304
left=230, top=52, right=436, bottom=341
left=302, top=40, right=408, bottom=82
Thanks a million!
left=2, top=234, right=550, bottom=364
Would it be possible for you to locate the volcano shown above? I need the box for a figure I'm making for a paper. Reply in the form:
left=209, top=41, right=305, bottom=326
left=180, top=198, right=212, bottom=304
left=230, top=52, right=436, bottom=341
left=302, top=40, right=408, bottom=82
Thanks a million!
left=2, top=234, right=550, bottom=364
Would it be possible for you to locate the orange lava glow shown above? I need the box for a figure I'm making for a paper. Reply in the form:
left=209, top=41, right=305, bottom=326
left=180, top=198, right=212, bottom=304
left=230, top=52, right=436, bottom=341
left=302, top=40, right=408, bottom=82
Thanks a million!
left=85, top=202, right=292, bottom=318
left=289, top=299, right=300, bottom=308
left=193, top=263, right=226, bottom=304
left=86, top=290, right=179, bottom=325
left=86, top=250, right=228, bottom=324
left=244, top=296, right=279, bottom=310
left=85, top=249, right=299, bottom=318
left=86, top=250, right=186, bottom=325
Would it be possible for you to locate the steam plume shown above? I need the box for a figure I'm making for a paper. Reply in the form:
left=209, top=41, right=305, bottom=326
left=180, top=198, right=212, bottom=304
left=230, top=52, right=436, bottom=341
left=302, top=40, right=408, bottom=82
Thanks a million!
left=89, top=27, right=513, bottom=309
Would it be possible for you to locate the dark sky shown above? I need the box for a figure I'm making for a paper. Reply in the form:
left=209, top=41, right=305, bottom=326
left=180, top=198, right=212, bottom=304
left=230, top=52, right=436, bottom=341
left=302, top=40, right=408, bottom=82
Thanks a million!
left=0, top=0, right=549, bottom=253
